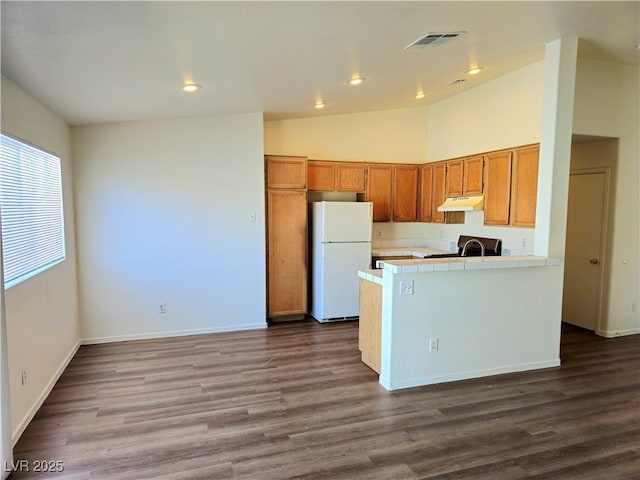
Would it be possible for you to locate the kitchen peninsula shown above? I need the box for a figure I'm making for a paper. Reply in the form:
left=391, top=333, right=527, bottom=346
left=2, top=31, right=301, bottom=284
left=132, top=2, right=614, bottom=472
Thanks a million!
left=358, top=255, right=562, bottom=391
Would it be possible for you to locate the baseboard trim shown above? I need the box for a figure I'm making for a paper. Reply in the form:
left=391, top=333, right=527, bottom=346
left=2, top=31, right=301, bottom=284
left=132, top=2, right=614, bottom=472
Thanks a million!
left=379, top=358, right=561, bottom=391
left=82, top=323, right=267, bottom=345
left=12, top=339, right=81, bottom=446
left=596, top=327, right=640, bottom=338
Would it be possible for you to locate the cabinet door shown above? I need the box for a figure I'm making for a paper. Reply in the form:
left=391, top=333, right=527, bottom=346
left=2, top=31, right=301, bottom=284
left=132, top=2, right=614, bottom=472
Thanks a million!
left=308, top=161, right=336, bottom=191
left=445, top=160, right=464, bottom=197
left=418, top=164, right=433, bottom=222
left=366, top=165, right=393, bottom=222
left=267, top=190, right=308, bottom=317
left=511, top=145, right=539, bottom=227
left=337, top=163, right=366, bottom=192
left=392, top=165, right=418, bottom=222
left=431, top=163, right=447, bottom=223
left=266, top=155, right=307, bottom=189
left=463, top=155, right=484, bottom=195
left=484, top=151, right=513, bottom=226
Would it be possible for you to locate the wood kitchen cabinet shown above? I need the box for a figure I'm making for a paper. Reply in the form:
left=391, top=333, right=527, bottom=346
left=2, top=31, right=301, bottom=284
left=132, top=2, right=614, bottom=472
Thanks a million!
left=510, top=145, right=539, bottom=227
left=336, top=163, right=366, bottom=192
left=307, top=161, right=366, bottom=192
left=445, top=159, right=464, bottom=197
left=365, top=164, right=393, bottom=222
left=483, top=150, right=513, bottom=226
left=418, top=164, right=433, bottom=222
left=307, top=161, right=336, bottom=191
left=392, top=165, right=419, bottom=222
left=463, top=155, right=484, bottom=195
left=445, top=156, right=483, bottom=197
left=359, top=278, right=382, bottom=374
left=266, top=155, right=307, bottom=189
left=266, top=190, right=308, bottom=318
left=431, top=162, right=447, bottom=223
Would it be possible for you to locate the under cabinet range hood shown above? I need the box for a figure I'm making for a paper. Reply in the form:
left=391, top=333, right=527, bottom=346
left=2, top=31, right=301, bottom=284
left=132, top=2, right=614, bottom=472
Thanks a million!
left=437, top=195, right=484, bottom=212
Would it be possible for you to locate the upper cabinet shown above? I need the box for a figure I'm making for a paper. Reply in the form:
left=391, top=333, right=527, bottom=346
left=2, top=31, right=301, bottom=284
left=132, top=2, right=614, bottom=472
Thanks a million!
left=306, top=161, right=366, bottom=192
left=445, top=156, right=483, bottom=197
left=510, top=145, right=539, bottom=227
left=445, top=160, right=464, bottom=197
left=308, top=161, right=336, bottom=191
left=365, top=165, right=393, bottom=222
left=418, top=164, right=433, bottom=222
left=337, top=163, right=366, bottom=192
left=431, top=163, right=447, bottom=223
left=483, top=151, right=513, bottom=226
left=463, top=156, right=484, bottom=195
left=266, top=155, right=307, bottom=190
left=392, top=165, right=419, bottom=222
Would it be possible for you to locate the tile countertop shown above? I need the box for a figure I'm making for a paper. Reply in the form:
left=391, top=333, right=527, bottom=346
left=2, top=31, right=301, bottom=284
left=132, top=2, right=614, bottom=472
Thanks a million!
left=358, top=269, right=383, bottom=285
left=372, top=247, right=450, bottom=258
left=375, top=255, right=561, bottom=274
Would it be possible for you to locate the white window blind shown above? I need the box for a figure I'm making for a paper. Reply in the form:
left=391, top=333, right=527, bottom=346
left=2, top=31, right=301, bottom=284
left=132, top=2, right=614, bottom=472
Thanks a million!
left=0, top=134, right=65, bottom=289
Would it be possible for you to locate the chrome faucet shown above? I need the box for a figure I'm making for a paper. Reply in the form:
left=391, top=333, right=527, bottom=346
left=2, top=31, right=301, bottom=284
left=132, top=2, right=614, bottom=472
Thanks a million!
left=461, top=238, right=485, bottom=257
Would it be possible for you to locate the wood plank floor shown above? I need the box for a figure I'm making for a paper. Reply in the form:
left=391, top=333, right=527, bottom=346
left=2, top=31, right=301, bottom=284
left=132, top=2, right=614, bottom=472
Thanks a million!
left=9, top=321, right=640, bottom=479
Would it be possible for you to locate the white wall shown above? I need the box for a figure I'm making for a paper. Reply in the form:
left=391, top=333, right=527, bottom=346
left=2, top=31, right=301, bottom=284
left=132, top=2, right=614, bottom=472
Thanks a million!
left=426, top=61, right=545, bottom=162
left=1, top=247, right=10, bottom=477
left=379, top=266, right=562, bottom=390
left=572, top=59, right=640, bottom=336
left=72, top=113, right=266, bottom=343
left=264, top=106, right=429, bottom=163
left=1, top=76, right=81, bottom=442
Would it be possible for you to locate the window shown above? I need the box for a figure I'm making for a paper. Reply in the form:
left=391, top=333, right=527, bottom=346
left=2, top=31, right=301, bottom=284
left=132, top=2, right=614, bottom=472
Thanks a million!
left=0, top=134, right=65, bottom=288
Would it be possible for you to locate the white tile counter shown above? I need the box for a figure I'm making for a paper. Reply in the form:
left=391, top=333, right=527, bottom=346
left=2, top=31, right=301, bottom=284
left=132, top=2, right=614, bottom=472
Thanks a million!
left=379, top=255, right=561, bottom=273
left=358, top=269, right=383, bottom=285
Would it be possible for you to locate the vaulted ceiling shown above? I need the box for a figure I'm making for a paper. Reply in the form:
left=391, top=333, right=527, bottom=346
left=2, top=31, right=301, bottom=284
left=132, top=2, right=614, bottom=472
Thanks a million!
left=2, top=1, right=638, bottom=126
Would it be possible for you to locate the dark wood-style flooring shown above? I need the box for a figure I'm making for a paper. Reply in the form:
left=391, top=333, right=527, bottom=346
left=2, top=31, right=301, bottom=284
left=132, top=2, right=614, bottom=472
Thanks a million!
left=10, top=321, right=640, bottom=479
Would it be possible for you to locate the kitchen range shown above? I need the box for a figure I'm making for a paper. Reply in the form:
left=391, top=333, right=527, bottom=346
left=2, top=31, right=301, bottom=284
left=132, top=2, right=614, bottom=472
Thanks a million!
left=373, top=235, right=503, bottom=269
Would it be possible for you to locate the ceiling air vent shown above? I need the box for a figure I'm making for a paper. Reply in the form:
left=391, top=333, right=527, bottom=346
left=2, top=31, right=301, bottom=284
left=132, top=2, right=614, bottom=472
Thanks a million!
left=405, top=31, right=466, bottom=49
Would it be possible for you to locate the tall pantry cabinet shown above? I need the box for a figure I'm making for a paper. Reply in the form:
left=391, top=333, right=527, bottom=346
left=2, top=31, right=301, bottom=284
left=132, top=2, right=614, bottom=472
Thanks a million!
left=265, top=156, right=308, bottom=320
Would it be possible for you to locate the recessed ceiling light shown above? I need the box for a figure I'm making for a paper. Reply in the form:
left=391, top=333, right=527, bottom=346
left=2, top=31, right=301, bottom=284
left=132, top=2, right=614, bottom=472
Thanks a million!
left=314, top=101, right=325, bottom=109
left=467, top=67, right=484, bottom=75
left=182, top=83, right=202, bottom=93
left=415, top=92, right=425, bottom=99
left=349, top=76, right=366, bottom=86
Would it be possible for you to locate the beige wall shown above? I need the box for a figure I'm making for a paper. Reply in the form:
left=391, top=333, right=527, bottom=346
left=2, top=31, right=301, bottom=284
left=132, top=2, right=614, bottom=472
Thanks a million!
left=72, top=113, right=267, bottom=343
left=426, top=61, right=545, bottom=161
left=572, top=59, right=640, bottom=336
left=265, top=106, right=429, bottom=163
left=1, top=77, right=81, bottom=441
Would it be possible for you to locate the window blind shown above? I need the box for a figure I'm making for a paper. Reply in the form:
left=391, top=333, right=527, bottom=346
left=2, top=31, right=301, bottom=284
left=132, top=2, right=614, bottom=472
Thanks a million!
left=0, top=134, right=65, bottom=288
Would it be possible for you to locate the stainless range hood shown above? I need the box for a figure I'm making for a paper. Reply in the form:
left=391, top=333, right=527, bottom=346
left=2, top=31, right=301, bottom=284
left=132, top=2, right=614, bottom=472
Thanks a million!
left=437, top=195, right=484, bottom=212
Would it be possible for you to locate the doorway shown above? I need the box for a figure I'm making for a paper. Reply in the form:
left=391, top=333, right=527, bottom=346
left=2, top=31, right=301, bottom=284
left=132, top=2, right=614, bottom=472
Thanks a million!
left=562, top=169, right=610, bottom=331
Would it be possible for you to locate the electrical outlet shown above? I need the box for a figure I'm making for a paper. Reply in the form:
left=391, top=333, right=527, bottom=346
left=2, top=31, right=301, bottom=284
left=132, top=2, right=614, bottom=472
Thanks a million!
left=439, top=230, right=445, bottom=239
left=428, top=338, right=439, bottom=353
left=503, top=248, right=510, bottom=256
left=449, top=241, right=457, bottom=252
left=158, top=303, right=167, bottom=314
left=21, top=370, right=27, bottom=385
left=630, top=303, right=637, bottom=313
left=521, top=238, right=528, bottom=248
left=376, top=228, right=382, bottom=238
left=399, top=280, right=414, bottom=296
left=249, top=211, right=256, bottom=222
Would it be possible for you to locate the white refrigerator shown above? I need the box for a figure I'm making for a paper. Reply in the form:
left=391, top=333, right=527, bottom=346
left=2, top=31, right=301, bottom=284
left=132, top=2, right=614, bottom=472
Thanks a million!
left=310, top=201, right=373, bottom=323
